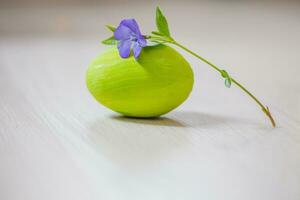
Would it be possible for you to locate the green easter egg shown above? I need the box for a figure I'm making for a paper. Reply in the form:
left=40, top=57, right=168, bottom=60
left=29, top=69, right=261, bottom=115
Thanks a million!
left=86, top=44, right=194, bottom=117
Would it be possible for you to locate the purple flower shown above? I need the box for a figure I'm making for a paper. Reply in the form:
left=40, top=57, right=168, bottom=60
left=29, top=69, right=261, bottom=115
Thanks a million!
left=114, top=19, right=147, bottom=59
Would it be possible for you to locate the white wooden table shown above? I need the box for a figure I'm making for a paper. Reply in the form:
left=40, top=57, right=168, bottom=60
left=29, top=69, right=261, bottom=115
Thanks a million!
left=1, top=1, right=300, bottom=200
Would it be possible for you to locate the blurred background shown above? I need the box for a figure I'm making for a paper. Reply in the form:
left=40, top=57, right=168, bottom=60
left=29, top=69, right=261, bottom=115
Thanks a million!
left=0, top=0, right=300, bottom=119
left=1, top=0, right=299, bottom=122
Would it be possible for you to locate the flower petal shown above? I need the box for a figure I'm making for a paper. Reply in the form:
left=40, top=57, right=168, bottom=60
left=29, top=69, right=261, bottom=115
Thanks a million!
left=133, top=42, right=142, bottom=59
left=120, top=19, right=142, bottom=36
left=117, top=39, right=132, bottom=58
left=137, top=36, right=147, bottom=47
left=114, top=25, right=132, bottom=40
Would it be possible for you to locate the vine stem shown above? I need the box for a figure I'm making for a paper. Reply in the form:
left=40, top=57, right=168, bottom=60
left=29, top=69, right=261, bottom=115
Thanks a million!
left=171, top=40, right=276, bottom=127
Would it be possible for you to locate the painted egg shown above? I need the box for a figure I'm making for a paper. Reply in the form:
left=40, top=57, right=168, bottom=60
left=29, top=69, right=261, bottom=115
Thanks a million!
left=86, top=44, right=194, bottom=117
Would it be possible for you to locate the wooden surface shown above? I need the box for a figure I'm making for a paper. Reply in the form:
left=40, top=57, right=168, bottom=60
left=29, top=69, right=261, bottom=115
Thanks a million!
left=1, top=1, right=300, bottom=200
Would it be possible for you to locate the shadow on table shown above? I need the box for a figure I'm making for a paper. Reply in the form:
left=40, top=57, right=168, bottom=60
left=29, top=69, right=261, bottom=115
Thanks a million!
left=87, top=111, right=234, bottom=171
left=110, top=110, right=231, bottom=128
left=110, top=115, right=185, bottom=127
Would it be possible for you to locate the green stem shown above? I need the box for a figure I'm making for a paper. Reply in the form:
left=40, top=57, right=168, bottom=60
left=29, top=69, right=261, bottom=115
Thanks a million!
left=171, top=41, right=276, bottom=127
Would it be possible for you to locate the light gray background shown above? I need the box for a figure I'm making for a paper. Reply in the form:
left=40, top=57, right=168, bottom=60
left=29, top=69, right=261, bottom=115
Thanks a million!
left=1, top=1, right=300, bottom=200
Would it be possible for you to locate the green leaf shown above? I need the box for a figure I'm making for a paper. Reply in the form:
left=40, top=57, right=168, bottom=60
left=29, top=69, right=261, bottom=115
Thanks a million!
left=155, top=6, right=171, bottom=37
left=147, top=40, right=161, bottom=46
left=224, top=77, right=232, bottom=88
left=221, top=70, right=231, bottom=88
left=151, top=31, right=164, bottom=36
left=105, top=25, right=116, bottom=32
left=148, top=38, right=167, bottom=44
left=102, top=36, right=118, bottom=45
